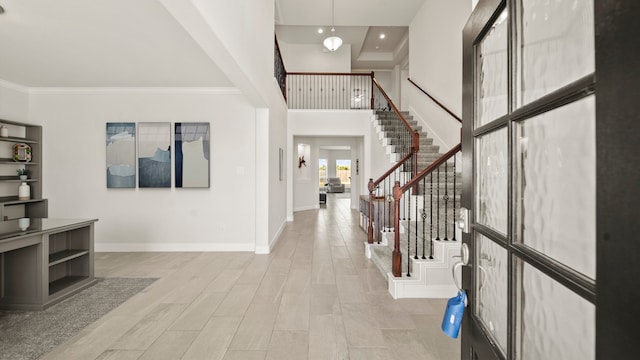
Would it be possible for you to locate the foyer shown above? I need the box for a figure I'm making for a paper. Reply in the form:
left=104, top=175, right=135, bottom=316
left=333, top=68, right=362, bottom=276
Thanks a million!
left=40, top=194, right=458, bottom=360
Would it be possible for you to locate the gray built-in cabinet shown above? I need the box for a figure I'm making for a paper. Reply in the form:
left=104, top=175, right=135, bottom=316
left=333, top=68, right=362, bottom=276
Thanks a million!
left=0, top=219, right=97, bottom=310
left=0, top=120, right=97, bottom=310
left=0, top=119, right=47, bottom=220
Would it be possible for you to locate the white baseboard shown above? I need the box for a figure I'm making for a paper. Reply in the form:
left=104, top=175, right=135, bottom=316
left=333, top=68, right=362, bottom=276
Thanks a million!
left=95, top=242, right=255, bottom=252
left=257, top=219, right=287, bottom=254
left=385, top=241, right=462, bottom=299
left=294, top=205, right=319, bottom=212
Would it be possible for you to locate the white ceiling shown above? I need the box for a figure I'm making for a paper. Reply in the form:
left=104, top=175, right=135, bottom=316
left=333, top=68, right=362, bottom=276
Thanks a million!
left=0, top=0, right=424, bottom=88
left=276, top=0, right=424, bottom=70
left=0, top=0, right=232, bottom=88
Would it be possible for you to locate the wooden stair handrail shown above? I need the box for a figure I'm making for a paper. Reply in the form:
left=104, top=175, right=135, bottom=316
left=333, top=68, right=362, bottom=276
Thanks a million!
left=407, top=78, right=462, bottom=123
left=286, top=72, right=373, bottom=76
left=366, top=152, right=414, bottom=244
left=371, top=152, right=413, bottom=187
left=391, top=142, right=462, bottom=277
left=372, top=78, right=421, bottom=138
left=400, top=143, right=462, bottom=193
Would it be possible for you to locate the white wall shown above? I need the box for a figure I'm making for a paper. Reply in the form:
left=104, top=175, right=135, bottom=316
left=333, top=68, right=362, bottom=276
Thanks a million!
left=160, top=0, right=289, bottom=254
left=29, top=89, right=259, bottom=252
left=191, top=0, right=275, bottom=106
left=374, top=70, right=395, bottom=104
left=293, top=136, right=362, bottom=212
left=327, top=150, right=351, bottom=178
left=278, top=43, right=352, bottom=73
left=0, top=81, right=30, bottom=122
left=264, top=94, right=288, bottom=253
left=288, top=110, right=380, bottom=216
left=407, top=0, right=471, bottom=149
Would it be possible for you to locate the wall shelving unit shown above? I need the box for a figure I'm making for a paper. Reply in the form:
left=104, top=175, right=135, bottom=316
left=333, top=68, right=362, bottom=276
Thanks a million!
left=0, top=119, right=47, bottom=221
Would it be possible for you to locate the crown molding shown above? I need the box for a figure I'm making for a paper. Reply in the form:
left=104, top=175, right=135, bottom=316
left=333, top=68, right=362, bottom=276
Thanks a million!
left=27, top=87, right=241, bottom=95
left=0, top=79, right=30, bottom=93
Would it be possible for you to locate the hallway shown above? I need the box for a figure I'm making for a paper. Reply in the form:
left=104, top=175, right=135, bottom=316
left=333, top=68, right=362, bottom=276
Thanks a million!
left=41, top=194, right=459, bottom=360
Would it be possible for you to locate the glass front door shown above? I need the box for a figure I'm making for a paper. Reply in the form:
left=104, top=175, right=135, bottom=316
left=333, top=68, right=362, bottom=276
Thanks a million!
left=461, top=0, right=600, bottom=358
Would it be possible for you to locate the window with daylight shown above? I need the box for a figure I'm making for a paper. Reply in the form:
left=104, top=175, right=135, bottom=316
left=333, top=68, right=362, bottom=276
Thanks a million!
left=336, top=159, right=351, bottom=185
left=319, top=159, right=327, bottom=188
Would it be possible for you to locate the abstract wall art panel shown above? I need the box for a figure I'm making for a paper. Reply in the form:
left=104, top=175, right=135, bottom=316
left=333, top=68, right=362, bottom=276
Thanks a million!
left=138, top=122, right=171, bottom=188
left=106, top=122, right=136, bottom=188
left=175, top=123, right=210, bottom=188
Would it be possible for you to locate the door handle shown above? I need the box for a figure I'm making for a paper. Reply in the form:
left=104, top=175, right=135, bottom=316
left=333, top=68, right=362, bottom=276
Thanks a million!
left=452, top=242, right=469, bottom=265
left=451, top=243, right=469, bottom=292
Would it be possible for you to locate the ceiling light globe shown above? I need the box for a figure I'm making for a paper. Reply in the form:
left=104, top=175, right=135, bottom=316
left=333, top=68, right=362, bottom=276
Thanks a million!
left=323, top=36, right=343, bottom=52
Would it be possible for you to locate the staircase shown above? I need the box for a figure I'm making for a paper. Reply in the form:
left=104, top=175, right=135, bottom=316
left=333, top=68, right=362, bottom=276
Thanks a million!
left=365, top=110, right=462, bottom=299
left=375, top=110, right=441, bottom=169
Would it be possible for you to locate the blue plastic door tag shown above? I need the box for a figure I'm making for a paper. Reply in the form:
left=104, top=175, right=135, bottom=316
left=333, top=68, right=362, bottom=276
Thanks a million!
left=441, top=290, right=467, bottom=339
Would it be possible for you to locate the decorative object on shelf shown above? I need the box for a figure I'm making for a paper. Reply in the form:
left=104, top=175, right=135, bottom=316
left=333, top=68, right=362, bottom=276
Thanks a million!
left=298, top=155, right=307, bottom=168
left=175, top=122, right=210, bottom=188
left=0, top=125, right=8, bottom=138
left=18, top=182, right=30, bottom=200
left=18, top=217, right=30, bottom=231
left=16, top=168, right=29, bottom=180
left=13, top=143, right=32, bottom=162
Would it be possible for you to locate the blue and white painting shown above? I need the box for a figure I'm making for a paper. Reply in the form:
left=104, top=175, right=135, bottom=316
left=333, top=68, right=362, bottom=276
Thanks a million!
left=175, top=123, right=210, bottom=188
left=106, top=123, right=136, bottom=188
left=138, top=122, right=171, bottom=188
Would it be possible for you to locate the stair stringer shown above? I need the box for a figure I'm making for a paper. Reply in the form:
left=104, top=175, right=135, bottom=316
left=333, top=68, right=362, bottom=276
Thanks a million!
left=386, top=238, right=461, bottom=299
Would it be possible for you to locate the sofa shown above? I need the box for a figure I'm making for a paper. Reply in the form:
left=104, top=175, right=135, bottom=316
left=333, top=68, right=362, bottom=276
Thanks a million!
left=325, top=177, right=345, bottom=193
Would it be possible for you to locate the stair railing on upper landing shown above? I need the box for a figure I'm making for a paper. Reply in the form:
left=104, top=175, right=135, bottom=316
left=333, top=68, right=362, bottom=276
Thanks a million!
left=274, top=35, right=287, bottom=101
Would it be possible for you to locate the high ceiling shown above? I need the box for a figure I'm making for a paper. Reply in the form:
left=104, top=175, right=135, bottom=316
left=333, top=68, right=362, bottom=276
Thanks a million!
left=276, top=0, right=425, bottom=70
left=0, top=0, right=232, bottom=88
left=0, top=0, right=424, bottom=88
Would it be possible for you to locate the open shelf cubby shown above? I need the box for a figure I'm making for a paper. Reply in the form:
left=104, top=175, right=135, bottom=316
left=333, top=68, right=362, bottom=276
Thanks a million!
left=0, top=119, right=47, bottom=221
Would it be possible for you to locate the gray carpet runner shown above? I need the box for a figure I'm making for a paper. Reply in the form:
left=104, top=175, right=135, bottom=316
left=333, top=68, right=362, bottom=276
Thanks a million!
left=0, top=277, right=157, bottom=360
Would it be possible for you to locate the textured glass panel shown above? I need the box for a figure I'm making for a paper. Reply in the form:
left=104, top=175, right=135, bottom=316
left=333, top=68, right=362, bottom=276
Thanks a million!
left=517, top=0, right=594, bottom=105
left=515, top=96, right=595, bottom=279
left=517, top=261, right=595, bottom=360
left=476, top=234, right=508, bottom=355
left=476, top=9, right=508, bottom=127
left=476, top=127, right=508, bottom=234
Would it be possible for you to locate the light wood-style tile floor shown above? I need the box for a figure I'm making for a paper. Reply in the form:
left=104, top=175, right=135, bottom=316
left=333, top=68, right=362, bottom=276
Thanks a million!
left=41, top=194, right=460, bottom=360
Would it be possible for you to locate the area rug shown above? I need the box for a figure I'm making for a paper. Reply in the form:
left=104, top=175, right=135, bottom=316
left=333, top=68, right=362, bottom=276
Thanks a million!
left=0, top=277, right=157, bottom=360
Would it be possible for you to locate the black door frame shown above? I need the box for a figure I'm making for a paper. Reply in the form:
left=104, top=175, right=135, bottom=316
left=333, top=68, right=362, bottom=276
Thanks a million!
left=594, top=1, right=640, bottom=358
left=460, top=0, right=640, bottom=358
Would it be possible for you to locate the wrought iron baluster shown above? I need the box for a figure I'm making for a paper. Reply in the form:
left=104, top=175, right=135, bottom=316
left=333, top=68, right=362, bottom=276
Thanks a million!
left=406, top=187, right=411, bottom=277
left=444, top=161, right=449, bottom=241
left=436, top=167, right=440, bottom=241
left=414, top=185, right=419, bottom=260
left=382, top=179, right=387, bottom=234
left=387, top=178, right=392, bottom=232
left=452, top=155, right=457, bottom=241
left=429, top=172, right=433, bottom=259
left=422, top=177, right=427, bottom=259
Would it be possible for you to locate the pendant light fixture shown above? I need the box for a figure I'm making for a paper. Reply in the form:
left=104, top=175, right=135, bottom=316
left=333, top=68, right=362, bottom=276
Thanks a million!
left=323, top=0, right=342, bottom=52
